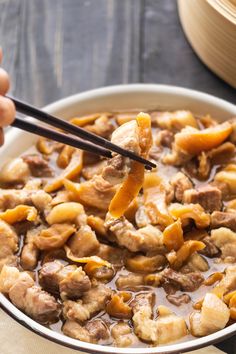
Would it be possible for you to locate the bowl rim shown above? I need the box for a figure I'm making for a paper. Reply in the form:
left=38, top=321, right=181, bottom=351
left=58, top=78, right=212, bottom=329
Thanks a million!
left=1, top=83, right=236, bottom=353
left=42, top=83, right=236, bottom=114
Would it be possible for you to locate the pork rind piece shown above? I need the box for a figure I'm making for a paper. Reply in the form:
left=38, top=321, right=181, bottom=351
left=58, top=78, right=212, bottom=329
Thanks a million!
left=215, top=164, right=236, bottom=194
left=125, top=254, right=166, bottom=273
left=169, top=203, right=210, bottom=229
left=156, top=110, right=198, bottom=131
left=213, top=265, right=236, bottom=298
left=167, top=240, right=205, bottom=270
left=163, top=122, right=232, bottom=166
left=163, top=219, right=184, bottom=251
left=174, top=123, right=232, bottom=155
left=106, top=293, right=132, bottom=319
left=44, top=150, right=83, bottom=193
left=0, top=205, right=38, bottom=224
left=190, top=293, right=230, bottom=336
left=211, top=227, right=236, bottom=261
left=46, top=202, right=85, bottom=225
left=143, top=173, right=174, bottom=228
left=57, top=145, right=75, bottom=169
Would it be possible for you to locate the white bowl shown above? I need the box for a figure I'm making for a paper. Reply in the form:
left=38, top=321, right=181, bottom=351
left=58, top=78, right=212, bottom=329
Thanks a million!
left=0, top=84, right=236, bottom=353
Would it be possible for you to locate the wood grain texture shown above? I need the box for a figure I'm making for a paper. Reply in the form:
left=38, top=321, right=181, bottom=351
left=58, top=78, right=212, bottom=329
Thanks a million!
left=0, top=1, right=235, bottom=352
left=0, top=0, right=235, bottom=107
left=0, top=0, right=143, bottom=106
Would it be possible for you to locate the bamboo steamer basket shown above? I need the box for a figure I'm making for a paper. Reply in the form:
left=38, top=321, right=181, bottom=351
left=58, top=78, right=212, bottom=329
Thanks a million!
left=178, top=0, right=236, bottom=88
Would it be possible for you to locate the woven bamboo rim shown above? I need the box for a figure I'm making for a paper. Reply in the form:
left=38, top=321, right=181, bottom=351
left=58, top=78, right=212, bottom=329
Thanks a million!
left=178, top=0, right=236, bottom=88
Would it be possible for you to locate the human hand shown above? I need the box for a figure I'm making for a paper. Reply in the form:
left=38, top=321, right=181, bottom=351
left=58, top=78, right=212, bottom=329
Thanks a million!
left=0, top=48, right=15, bottom=145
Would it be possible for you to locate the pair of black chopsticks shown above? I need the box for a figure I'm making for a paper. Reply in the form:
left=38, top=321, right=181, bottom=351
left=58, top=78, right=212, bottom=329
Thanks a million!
left=6, top=96, right=156, bottom=170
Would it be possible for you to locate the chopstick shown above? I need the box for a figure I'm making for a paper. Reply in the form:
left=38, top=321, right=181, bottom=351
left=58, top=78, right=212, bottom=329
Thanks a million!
left=7, top=95, right=156, bottom=169
left=12, top=117, right=112, bottom=159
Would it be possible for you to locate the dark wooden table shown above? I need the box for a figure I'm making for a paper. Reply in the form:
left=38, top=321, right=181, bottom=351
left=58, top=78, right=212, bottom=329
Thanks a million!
left=0, top=0, right=235, bottom=353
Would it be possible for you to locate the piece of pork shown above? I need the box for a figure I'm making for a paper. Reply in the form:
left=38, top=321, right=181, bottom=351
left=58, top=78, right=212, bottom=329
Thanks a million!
left=0, top=189, right=52, bottom=211
left=180, top=253, right=209, bottom=273
left=131, top=292, right=156, bottom=342
left=85, top=319, right=110, bottom=343
left=63, top=318, right=110, bottom=344
left=155, top=110, right=197, bottom=132
left=102, top=120, right=140, bottom=185
left=111, top=120, right=140, bottom=154
left=183, top=185, right=222, bottom=213
left=162, top=268, right=204, bottom=294
left=171, top=172, right=193, bottom=202
left=200, top=236, right=220, bottom=258
left=166, top=293, right=191, bottom=306
left=20, top=227, right=42, bottom=270
left=211, top=212, right=236, bottom=232
left=131, top=293, right=187, bottom=344
left=39, top=261, right=91, bottom=299
left=0, top=220, right=18, bottom=271
left=96, top=243, right=130, bottom=267
left=154, top=306, right=187, bottom=344
left=111, top=322, right=134, bottom=347
left=63, top=320, right=91, bottom=342
left=211, top=227, right=236, bottom=261
left=22, top=154, right=53, bottom=177
left=102, top=155, right=130, bottom=185
left=156, top=130, right=174, bottom=148
left=0, top=265, right=60, bottom=323
left=67, top=225, right=100, bottom=258
left=85, top=115, right=114, bottom=138
left=82, top=160, right=107, bottom=180
left=105, top=216, right=164, bottom=253
left=190, top=293, right=230, bottom=336
left=63, top=283, right=112, bottom=322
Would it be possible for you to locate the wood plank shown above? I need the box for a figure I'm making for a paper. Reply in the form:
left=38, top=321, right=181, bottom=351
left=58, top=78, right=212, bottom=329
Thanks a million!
left=0, top=0, right=142, bottom=106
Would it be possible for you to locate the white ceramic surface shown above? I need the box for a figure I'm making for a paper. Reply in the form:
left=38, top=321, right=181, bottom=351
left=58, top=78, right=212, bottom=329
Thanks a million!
left=0, top=84, right=236, bottom=353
